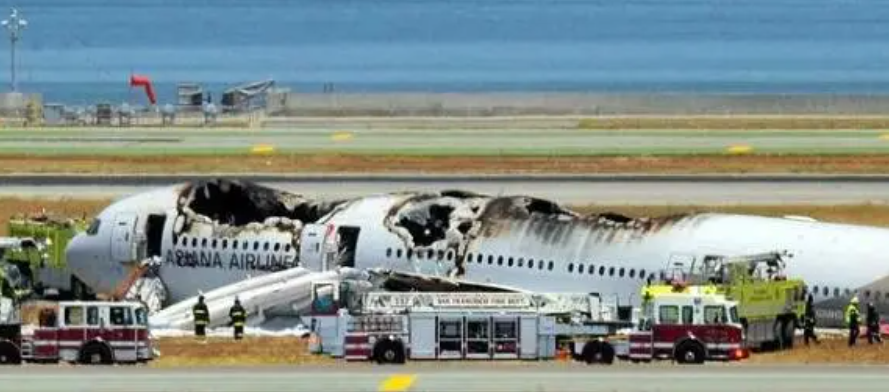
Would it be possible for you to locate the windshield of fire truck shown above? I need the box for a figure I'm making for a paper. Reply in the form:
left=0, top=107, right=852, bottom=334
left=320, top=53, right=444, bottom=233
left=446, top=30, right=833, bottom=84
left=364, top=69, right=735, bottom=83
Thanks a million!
left=134, top=306, right=148, bottom=326
left=729, top=305, right=740, bottom=324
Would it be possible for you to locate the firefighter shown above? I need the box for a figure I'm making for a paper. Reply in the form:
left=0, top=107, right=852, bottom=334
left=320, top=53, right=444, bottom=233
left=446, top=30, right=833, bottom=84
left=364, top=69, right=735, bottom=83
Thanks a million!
left=845, top=296, right=861, bottom=347
left=192, top=295, right=209, bottom=340
left=229, top=297, right=246, bottom=340
left=802, top=294, right=819, bottom=345
left=866, top=302, right=883, bottom=345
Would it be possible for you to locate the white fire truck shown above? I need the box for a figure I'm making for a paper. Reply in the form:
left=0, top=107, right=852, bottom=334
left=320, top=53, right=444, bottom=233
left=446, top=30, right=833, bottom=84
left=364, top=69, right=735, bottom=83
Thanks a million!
left=0, top=300, right=154, bottom=365
left=301, top=281, right=749, bottom=365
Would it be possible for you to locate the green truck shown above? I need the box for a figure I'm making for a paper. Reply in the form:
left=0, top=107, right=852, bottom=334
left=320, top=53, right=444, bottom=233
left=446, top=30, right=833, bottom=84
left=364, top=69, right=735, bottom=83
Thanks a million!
left=1, top=216, right=90, bottom=299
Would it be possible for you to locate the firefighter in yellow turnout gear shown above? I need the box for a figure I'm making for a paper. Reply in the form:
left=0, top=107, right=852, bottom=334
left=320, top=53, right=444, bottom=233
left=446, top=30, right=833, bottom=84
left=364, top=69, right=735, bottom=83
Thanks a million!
left=846, top=296, right=861, bottom=347
left=192, top=295, right=210, bottom=340
left=229, top=298, right=246, bottom=340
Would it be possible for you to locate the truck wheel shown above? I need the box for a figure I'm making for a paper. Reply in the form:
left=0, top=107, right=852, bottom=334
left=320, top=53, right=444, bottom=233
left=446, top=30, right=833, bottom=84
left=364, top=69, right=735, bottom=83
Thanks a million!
left=79, top=343, right=112, bottom=365
left=674, top=342, right=705, bottom=364
left=0, top=342, right=22, bottom=365
left=373, top=339, right=405, bottom=365
left=599, top=343, right=615, bottom=365
left=782, top=317, right=795, bottom=349
left=582, top=341, right=602, bottom=364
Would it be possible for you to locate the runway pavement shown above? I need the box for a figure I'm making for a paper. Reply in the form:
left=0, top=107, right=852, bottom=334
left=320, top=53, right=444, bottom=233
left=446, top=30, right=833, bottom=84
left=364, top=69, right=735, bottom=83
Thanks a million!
left=4, top=128, right=889, bottom=155
left=3, top=173, right=889, bottom=205
left=1, top=363, right=887, bottom=392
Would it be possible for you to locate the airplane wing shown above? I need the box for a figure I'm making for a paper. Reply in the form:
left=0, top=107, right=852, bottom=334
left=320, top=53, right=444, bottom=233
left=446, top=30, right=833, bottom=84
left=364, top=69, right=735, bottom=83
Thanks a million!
left=366, top=268, right=530, bottom=293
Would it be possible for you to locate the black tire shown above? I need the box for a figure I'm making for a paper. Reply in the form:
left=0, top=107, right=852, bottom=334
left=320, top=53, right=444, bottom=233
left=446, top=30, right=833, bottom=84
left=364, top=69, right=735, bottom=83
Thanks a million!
left=373, top=339, right=405, bottom=365
left=0, top=341, right=22, bottom=365
left=79, top=343, right=113, bottom=365
left=582, top=341, right=602, bottom=364
left=599, top=342, right=615, bottom=365
left=782, top=317, right=796, bottom=349
left=674, top=342, right=705, bottom=364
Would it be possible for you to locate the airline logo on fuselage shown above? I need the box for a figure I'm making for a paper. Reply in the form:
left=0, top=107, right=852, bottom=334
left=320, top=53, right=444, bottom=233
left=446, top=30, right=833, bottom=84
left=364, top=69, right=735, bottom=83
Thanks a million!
left=164, top=248, right=297, bottom=272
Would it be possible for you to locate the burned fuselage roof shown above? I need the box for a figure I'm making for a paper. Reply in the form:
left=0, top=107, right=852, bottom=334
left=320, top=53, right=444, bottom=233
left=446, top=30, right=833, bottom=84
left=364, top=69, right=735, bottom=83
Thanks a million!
left=178, top=179, right=345, bottom=227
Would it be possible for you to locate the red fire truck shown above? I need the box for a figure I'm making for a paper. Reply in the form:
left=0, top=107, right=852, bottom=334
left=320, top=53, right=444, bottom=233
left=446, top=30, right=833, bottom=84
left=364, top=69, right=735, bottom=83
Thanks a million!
left=302, top=281, right=749, bottom=365
left=623, top=288, right=749, bottom=364
left=0, top=300, right=154, bottom=365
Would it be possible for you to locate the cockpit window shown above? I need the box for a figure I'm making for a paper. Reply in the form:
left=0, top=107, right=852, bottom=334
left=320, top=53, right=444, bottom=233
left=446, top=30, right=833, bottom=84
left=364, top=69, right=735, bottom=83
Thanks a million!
left=86, top=219, right=101, bottom=235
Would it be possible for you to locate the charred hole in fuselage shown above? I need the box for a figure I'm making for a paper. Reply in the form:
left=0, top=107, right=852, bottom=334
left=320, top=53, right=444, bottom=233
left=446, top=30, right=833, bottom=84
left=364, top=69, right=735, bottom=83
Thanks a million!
left=180, top=179, right=342, bottom=226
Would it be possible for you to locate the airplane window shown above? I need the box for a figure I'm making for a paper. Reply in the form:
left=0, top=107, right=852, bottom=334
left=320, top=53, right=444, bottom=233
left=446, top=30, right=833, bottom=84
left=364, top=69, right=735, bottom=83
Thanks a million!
left=222, top=239, right=228, bottom=249
left=407, top=249, right=414, bottom=259
left=476, top=254, right=483, bottom=263
left=822, top=286, right=829, bottom=297
left=568, top=263, right=574, bottom=273
left=599, top=266, right=606, bottom=276
left=508, top=257, right=514, bottom=267
left=497, top=256, right=503, bottom=266
left=589, top=265, right=595, bottom=275
left=547, top=261, right=554, bottom=271
left=253, top=242, right=259, bottom=251
left=274, top=243, right=281, bottom=252
left=609, top=267, right=615, bottom=276
left=201, top=238, right=208, bottom=248
left=232, top=240, right=239, bottom=249
left=629, top=269, right=635, bottom=278
left=191, top=238, right=197, bottom=247
left=386, top=248, right=392, bottom=257
left=487, top=255, right=493, bottom=265
left=639, top=269, right=646, bottom=280
left=263, top=242, right=270, bottom=251
left=428, top=249, right=435, bottom=260
left=211, top=239, right=218, bottom=249
left=834, top=288, right=840, bottom=298
left=578, top=264, right=584, bottom=274
left=179, top=236, right=187, bottom=246
left=866, top=290, right=872, bottom=299
left=528, top=259, right=534, bottom=268
left=285, top=244, right=292, bottom=252
left=86, top=219, right=101, bottom=235
left=619, top=268, right=625, bottom=278
left=396, top=249, right=403, bottom=258
left=243, top=241, right=249, bottom=250
left=539, top=261, right=545, bottom=270
left=446, top=251, right=453, bottom=261
left=518, top=258, right=524, bottom=267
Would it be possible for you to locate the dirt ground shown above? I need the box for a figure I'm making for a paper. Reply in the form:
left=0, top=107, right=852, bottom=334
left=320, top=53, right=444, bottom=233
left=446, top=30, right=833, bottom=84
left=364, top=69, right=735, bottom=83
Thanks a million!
left=748, top=336, right=889, bottom=364
left=5, top=199, right=889, bottom=236
left=150, top=337, right=330, bottom=367
left=11, top=154, right=889, bottom=174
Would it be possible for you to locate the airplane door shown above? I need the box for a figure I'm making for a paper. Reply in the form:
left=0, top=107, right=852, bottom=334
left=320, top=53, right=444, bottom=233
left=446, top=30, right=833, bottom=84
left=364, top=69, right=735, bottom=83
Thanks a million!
left=112, top=213, right=138, bottom=263
left=335, top=226, right=360, bottom=268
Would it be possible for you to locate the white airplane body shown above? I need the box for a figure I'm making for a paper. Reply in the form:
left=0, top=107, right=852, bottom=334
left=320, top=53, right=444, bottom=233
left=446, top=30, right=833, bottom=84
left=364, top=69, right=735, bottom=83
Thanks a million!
left=66, top=180, right=889, bottom=328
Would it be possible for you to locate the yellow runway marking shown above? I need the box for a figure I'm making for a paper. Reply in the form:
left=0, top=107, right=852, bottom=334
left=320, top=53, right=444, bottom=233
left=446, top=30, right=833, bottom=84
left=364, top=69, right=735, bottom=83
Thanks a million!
left=378, top=374, right=417, bottom=392
left=331, top=131, right=354, bottom=141
left=725, top=144, right=753, bottom=154
left=250, top=144, right=275, bottom=154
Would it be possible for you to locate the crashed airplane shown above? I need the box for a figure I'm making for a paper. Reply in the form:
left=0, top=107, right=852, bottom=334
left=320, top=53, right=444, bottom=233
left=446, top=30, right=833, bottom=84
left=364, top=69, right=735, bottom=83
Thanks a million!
left=66, top=179, right=889, bottom=327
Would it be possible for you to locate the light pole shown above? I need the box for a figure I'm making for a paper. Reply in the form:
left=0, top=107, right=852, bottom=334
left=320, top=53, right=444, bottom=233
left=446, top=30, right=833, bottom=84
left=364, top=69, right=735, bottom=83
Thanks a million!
left=2, top=8, right=27, bottom=92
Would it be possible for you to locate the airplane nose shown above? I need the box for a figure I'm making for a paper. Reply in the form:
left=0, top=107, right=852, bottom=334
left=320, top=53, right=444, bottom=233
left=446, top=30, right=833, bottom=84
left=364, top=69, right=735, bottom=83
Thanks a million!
left=66, top=233, right=113, bottom=295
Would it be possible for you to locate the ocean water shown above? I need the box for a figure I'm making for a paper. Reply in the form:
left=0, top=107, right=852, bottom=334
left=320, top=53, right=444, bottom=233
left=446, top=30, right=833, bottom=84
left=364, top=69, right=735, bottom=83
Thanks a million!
left=6, top=0, right=889, bottom=103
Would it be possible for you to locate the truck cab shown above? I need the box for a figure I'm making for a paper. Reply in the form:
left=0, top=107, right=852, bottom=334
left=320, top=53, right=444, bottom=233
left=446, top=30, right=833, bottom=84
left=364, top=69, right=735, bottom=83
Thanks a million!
left=628, top=289, right=748, bottom=364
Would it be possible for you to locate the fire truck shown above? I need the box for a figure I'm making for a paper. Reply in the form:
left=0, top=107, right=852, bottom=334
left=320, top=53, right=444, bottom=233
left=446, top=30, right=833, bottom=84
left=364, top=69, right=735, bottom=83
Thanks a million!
left=301, top=281, right=748, bottom=365
left=0, top=299, right=154, bottom=365
left=654, top=250, right=806, bottom=350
